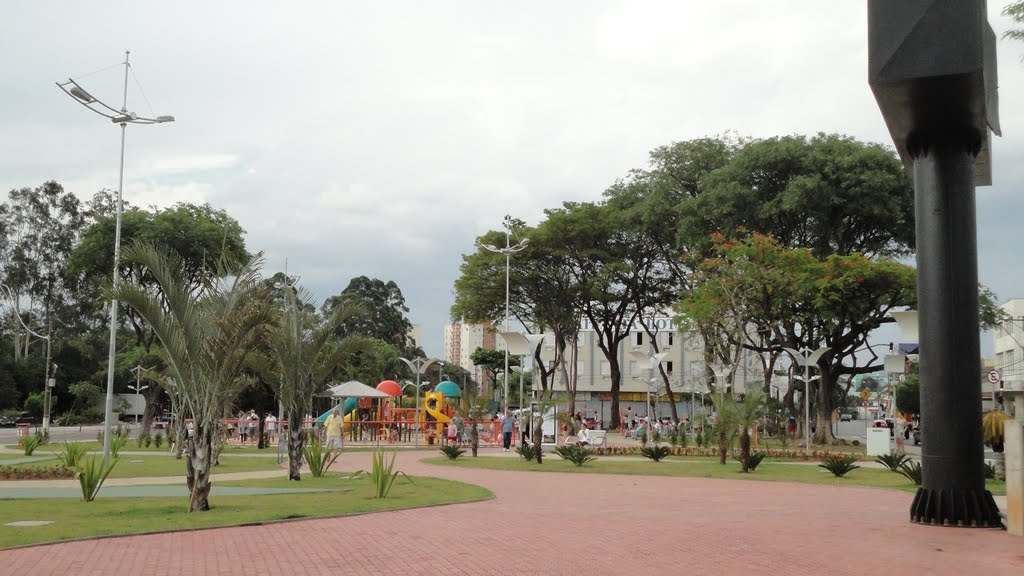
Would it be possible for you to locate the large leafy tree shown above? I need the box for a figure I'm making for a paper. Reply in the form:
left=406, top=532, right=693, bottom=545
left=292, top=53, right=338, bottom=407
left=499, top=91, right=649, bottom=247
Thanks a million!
left=1005, top=1, right=1024, bottom=43
left=68, top=201, right=249, bottom=437
left=114, top=244, right=273, bottom=512
left=678, top=234, right=917, bottom=444
left=322, top=276, right=419, bottom=356
left=452, top=219, right=579, bottom=394
left=1, top=181, right=86, bottom=361
left=678, top=133, right=914, bottom=259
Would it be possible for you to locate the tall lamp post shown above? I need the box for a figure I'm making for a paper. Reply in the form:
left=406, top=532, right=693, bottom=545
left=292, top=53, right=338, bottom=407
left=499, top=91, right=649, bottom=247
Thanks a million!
left=57, top=51, right=174, bottom=468
left=499, top=331, right=545, bottom=417
left=399, top=357, right=435, bottom=447
left=478, top=215, right=529, bottom=412
left=782, top=346, right=830, bottom=453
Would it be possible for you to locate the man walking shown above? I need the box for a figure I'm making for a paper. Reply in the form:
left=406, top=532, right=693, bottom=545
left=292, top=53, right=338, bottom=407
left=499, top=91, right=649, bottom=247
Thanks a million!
left=502, top=410, right=515, bottom=452
left=324, top=407, right=344, bottom=451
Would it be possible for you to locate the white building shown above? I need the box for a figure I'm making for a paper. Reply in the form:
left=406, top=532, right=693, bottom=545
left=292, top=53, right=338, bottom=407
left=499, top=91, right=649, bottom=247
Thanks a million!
left=532, top=315, right=764, bottom=423
left=992, top=299, right=1024, bottom=419
left=443, top=320, right=497, bottom=374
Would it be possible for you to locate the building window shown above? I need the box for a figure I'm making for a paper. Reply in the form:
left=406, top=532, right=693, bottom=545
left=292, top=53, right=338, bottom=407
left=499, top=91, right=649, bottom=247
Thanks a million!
left=601, top=361, right=611, bottom=376
left=665, top=361, right=674, bottom=374
left=635, top=333, right=643, bottom=346
left=666, top=332, right=674, bottom=346
left=629, top=360, right=639, bottom=375
left=576, top=361, right=585, bottom=376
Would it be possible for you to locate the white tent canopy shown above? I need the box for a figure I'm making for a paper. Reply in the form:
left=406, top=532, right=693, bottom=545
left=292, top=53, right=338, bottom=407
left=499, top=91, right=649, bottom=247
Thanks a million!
left=323, top=380, right=391, bottom=399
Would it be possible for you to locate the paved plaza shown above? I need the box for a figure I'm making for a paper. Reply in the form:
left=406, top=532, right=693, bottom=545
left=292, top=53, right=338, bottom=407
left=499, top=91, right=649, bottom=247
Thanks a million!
left=1, top=450, right=1021, bottom=575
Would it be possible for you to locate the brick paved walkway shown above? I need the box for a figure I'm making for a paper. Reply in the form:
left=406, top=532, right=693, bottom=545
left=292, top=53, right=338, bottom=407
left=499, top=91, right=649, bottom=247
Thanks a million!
left=2, top=450, right=1021, bottom=575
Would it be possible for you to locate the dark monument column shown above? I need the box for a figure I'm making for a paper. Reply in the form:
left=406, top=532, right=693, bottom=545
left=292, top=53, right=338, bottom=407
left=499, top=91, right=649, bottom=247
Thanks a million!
left=869, top=0, right=1001, bottom=527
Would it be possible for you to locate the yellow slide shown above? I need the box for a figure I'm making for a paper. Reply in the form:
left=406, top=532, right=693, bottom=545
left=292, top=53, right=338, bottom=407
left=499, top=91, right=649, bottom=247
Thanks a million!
left=424, top=406, right=451, bottom=425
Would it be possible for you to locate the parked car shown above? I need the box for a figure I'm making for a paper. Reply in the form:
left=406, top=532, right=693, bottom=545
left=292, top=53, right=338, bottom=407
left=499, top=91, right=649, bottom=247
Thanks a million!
left=15, top=412, right=35, bottom=425
left=0, top=415, right=14, bottom=427
left=839, top=413, right=852, bottom=422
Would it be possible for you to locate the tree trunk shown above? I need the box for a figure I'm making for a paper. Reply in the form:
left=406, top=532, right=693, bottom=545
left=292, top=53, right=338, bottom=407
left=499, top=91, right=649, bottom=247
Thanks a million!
left=138, top=386, right=161, bottom=439
left=739, top=429, right=751, bottom=472
left=718, top=429, right=728, bottom=465
left=287, top=408, right=305, bottom=481
left=609, top=362, right=622, bottom=431
left=470, top=425, right=479, bottom=457
left=814, top=369, right=835, bottom=444
left=257, top=415, right=266, bottom=449
left=533, top=419, right=543, bottom=464
left=186, top=425, right=212, bottom=512
left=211, top=421, right=222, bottom=466
left=174, top=420, right=186, bottom=459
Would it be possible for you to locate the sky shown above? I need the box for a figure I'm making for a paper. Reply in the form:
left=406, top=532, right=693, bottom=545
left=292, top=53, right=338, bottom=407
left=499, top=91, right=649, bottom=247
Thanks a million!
left=1, top=1, right=1022, bottom=359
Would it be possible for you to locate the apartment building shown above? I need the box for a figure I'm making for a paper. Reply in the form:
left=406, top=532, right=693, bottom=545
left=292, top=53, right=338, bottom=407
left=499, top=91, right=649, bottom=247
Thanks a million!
left=992, top=299, right=1024, bottom=419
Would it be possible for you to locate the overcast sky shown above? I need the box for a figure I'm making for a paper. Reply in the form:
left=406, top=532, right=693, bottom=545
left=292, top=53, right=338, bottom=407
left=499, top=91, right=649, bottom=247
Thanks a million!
left=2, top=1, right=1022, bottom=359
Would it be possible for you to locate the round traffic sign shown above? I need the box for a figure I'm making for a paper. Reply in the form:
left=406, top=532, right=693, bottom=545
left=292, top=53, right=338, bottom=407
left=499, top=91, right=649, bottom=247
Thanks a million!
left=987, top=369, right=1001, bottom=384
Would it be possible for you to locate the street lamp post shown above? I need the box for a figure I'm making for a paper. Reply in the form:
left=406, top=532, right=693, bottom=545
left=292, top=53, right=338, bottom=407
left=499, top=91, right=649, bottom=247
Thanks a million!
left=399, top=357, right=436, bottom=447
left=57, top=51, right=174, bottom=468
left=782, top=346, right=830, bottom=453
left=477, top=215, right=529, bottom=413
left=129, top=365, right=151, bottom=426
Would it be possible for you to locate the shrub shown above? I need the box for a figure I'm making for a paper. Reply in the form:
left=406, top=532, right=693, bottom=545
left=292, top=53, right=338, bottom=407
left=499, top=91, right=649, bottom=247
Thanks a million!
left=54, top=442, right=90, bottom=469
left=77, top=456, right=118, bottom=502
left=668, top=429, right=679, bottom=447
left=554, top=444, right=597, bottom=467
left=135, top=434, right=145, bottom=448
left=154, top=432, right=164, bottom=448
left=36, top=429, right=50, bottom=445
left=0, top=464, right=76, bottom=480
left=143, top=434, right=152, bottom=448
left=734, top=451, right=768, bottom=471
left=641, top=445, right=671, bottom=462
left=303, top=436, right=341, bottom=478
left=439, top=445, right=466, bottom=460
left=22, top=434, right=42, bottom=456
left=652, top=430, right=661, bottom=444
left=111, top=435, right=126, bottom=458
left=818, top=454, right=860, bottom=477
left=694, top=427, right=705, bottom=448
left=851, top=439, right=861, bottom=447
left=515, top=444, right=539, bottom=461
left=875, top=452, right=911, bottom=472
left=354, top=450, right=413, bottom=499
left=897, top=460, right=922, bottom=485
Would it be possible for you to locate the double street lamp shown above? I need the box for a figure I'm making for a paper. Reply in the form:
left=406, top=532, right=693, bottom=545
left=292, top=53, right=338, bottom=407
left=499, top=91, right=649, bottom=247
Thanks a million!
left=781, top=346, right=831, bottom=453
left=477, top=215, right=529, bottom=412
left=129, top=364, right=151, bottom=425
left=399, top=357, right=436, bottom=447
left=57, top=50, right=174, bottom=467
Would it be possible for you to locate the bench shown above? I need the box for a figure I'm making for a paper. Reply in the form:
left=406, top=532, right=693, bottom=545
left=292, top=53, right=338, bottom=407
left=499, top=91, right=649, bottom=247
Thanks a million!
left=564, top=429, right=607, bottom=448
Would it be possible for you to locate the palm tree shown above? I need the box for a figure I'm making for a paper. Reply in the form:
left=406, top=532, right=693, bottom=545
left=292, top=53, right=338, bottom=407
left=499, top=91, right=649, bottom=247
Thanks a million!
left=114, top=244, right=274, bottom=512
left=734, top=390, right=767, bottom=472
left=710, top=391, right=739, bottom=465
left=983, top=410, right=1010, bottom=481
left=252, top=285, right=361, bottom=480
left=1004, top=1, right=1024, bottom=43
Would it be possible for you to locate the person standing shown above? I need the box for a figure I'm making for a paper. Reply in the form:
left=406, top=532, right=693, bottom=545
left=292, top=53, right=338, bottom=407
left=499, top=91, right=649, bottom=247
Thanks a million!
left=501, top=410, right=515, bottom=452
left=266, top=412, right=277, bottom=444
left=324, top=407, right=344, bottom=451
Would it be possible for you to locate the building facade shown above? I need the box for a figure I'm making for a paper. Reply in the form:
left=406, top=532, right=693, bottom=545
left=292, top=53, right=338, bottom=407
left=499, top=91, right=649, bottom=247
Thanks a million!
left=443, top=321, right=497, bottom=374
left=992, top=299, right=1024, bottom=419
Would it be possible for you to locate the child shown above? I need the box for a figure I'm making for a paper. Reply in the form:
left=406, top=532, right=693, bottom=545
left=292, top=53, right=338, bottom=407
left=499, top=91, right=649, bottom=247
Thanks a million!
left=447, top=421, right=458, bottom=445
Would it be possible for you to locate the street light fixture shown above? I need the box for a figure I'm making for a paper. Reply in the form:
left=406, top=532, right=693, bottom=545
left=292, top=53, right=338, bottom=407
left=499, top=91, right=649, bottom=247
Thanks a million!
left=129, top=365, right=151, bottom=426
left=57, top=50, right=175, bottom=468
left=399, top=357, right=436, bottom=447
left=782, top=346, right=831, bottom=453
left=477, top=215, right=529, bottom=413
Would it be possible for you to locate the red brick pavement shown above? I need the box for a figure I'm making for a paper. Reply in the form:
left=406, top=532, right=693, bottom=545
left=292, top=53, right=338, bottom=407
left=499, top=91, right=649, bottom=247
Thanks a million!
left=2, top=450, right=1021, bottom=575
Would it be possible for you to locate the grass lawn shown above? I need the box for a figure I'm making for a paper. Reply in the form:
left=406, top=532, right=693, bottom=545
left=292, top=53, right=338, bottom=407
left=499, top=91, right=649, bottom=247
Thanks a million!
left=424, top=456, right=1006, bottom=495
left=4, top=454, right=284, bottom=479
left=0, top=474, right=491, bottom=549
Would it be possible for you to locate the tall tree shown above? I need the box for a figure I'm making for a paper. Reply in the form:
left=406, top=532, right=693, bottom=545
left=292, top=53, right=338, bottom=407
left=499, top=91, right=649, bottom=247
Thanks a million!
left=1004, top=1, right=1024, bottom=43
left=678, top=233, right=917, bottom=444
left=322, top=276, right=418, bottom=356
left=253, top=285, right=361, bottom=480
left=68, top=201, right=249, bottom=437
left=113, top=244, right=273, bottom=512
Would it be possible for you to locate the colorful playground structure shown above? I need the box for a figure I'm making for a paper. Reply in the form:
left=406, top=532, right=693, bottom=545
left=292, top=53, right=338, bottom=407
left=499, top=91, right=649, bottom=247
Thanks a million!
left=313, top=380, right=469, bottom=444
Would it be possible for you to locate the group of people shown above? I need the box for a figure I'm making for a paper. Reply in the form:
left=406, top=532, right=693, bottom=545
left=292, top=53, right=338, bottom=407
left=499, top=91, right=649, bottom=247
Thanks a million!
left=232, top=409, right=279, bottom=444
